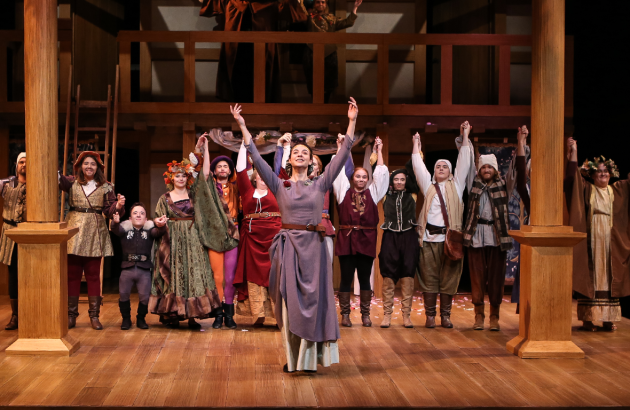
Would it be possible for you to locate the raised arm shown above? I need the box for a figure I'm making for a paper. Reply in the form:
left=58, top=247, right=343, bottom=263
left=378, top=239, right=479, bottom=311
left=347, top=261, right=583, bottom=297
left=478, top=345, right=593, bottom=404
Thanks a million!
left=564, top=137, right=579, bottom=203
left=332, top=157, right=351, bottom=204
left=369, top=137, right=388, bottom=203
left=453, top=122, right=471, bottom=198
left=232, top=105, right=281, bottom=195
left=411, top=133, right=432, bottom=195
left=333, top=0, right=361, bottom=31
left=58, top=173, right=75, bottom=193
left=515, top=125, right=530, bottom=211
left=274, top=134, right=291, bottom=176
left=318, top=100, right=359, bottom=192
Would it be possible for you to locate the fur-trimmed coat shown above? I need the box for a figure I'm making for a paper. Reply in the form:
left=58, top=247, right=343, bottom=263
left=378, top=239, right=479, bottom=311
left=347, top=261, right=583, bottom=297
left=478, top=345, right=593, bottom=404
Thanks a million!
left=111, top=220, right=166, bottom=270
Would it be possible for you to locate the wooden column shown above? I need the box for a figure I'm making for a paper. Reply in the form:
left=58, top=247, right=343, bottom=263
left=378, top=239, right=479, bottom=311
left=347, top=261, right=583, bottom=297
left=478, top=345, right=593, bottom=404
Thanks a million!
left=0, top=125, right=9, bottom=295
left=5, top=0, right=79, bottom=356
left=183, top=122, right=196, bottom=157
left=506, top=0, right=585, bottom=359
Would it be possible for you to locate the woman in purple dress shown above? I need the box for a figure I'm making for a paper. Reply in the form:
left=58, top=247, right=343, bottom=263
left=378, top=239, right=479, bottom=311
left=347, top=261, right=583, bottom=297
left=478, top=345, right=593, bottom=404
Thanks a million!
left=231, top=98, right=358, bottom=373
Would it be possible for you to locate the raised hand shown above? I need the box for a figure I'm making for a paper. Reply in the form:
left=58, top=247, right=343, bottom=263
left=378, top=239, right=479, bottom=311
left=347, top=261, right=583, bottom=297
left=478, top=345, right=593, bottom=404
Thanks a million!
left=462, top=121, right=471, bottom=138
left=116, top=194, right=126, bottom=210
left=347, top=97, right=358, bottom=121
left=517, top=125, right=528, bottom=146
left=337, top=133, right=345, bottom=152
left=154, top=215, right=168, bottom=227
left=196, top=133, right=209, bottom=150
left=230, top=104, right=245, bottom=126
left=112, top=212, right=120, bottom=223
left=374, top=136, right=383, bottom=153
left=277, top=133, right=292, bottom=147
left=353, top=0, right=363, bottom=13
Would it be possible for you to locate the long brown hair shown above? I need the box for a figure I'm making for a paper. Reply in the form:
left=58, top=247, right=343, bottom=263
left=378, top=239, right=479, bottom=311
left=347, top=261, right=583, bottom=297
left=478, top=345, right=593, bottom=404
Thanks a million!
left=76, top=155, right=107, bottom=187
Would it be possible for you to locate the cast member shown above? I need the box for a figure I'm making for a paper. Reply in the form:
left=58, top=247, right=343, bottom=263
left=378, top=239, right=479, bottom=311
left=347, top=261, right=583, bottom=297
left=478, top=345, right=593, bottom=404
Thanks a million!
left=59, top=152, right=125, bottom=330
left=412, top=126, right=471, bottom=329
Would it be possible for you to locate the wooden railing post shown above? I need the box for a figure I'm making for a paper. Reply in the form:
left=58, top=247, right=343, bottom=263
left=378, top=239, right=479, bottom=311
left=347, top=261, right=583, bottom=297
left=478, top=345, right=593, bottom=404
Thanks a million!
left=119, top=41, right=131, bottom=103
left=440, top=44, right=452, bottom=105
left=184, top=33, right=196, bottom=103
left=0, top=39, right=6, bottom=103
left=312, top=43, right=325, bottom=104
left=377, top=43, right=389, bottom=105
left=253, top=42, right=266, bottom=103
left=498, top=44, right=511, bottom=106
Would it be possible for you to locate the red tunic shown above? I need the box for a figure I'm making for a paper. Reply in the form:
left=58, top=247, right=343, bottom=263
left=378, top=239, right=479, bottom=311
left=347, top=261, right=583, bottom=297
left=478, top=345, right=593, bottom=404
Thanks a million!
left=234, top=169, right=282, bottom=300
left=334, top=188, right=379, bottom=258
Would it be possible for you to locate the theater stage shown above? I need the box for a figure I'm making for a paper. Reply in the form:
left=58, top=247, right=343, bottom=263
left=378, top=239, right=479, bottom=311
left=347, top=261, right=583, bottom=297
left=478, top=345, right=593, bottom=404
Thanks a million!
left=1, top=293, right=629, bottom=409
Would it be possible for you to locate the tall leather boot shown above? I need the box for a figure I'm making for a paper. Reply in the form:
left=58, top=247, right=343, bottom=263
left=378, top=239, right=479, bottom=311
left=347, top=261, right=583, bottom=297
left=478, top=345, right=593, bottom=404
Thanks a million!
left=212, top=304, right=224, bottom=329
left=68, top=296, right=80, bottom=329
left=359, top=290, right=373, bottom=327
left=223, top=303, right=237, bottom=329
left=489, top=305, right=500, bottom=331
left=119, top=300, right=132, bottom=330
left=400, top=277, right=414, bottom=328
left=88, top=296, right=103, bottom=330
left=380, top=278, right=395, bottom=328
left=136, top=302, right=149, bottom=329
left=439, top=293, right=453, bottom=328
left=338, top=291, right=352, bottom=327
left=423, top=292, right=437, bottom=328
left=473, top=304, right=485, bottom=330
left=5, top=299, right=18, bottom=330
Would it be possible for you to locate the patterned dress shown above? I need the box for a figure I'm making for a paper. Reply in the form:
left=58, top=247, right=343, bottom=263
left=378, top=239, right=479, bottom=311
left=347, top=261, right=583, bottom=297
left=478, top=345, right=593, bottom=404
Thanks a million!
left=150, top=172, right=238, bottom=321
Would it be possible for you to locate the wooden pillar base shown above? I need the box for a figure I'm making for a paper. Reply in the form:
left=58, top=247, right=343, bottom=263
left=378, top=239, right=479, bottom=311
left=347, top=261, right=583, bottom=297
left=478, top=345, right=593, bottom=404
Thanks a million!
left=507, top=225, right=586, bottom=359
left=6, top=223, right=79, bottom=356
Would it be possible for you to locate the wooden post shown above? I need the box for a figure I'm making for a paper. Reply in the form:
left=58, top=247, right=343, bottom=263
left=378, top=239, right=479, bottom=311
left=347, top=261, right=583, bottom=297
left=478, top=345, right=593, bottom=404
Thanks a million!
left=5, top=0, right=79, bottom=356
left=506, top=0, right=585, bottom=359
left=414, top=0, right=427, bottom=103
left=183, top=122, right=196, bottom=158
left=0, top=125, right=8, bottom=295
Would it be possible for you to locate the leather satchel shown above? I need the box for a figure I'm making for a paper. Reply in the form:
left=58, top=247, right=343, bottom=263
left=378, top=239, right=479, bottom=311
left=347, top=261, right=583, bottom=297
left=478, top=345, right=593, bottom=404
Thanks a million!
left=433, top=183, right=464, bottom=261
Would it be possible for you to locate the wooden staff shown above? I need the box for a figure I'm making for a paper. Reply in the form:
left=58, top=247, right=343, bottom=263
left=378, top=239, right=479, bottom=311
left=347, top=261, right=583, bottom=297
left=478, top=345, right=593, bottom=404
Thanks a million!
left=60, top=65, right=72, bottom=222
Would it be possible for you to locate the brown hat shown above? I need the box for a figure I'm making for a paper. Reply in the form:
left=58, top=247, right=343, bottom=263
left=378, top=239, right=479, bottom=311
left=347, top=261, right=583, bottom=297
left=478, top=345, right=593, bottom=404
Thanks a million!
left=74, top=151, right=104, bottom=175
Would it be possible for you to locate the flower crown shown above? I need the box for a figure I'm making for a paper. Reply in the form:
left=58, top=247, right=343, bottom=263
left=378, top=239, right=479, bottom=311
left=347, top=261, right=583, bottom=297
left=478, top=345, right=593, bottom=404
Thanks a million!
left=163, top=158, right=198, bottom=189
left=580, top=156, right=619, bottom=179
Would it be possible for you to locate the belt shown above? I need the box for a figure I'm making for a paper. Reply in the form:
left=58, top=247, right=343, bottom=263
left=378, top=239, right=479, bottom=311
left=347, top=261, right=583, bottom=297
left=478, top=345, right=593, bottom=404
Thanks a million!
left=170, top=217, right=194, bottom=229
left=282, top=223, right=327, bottom=238
left=69, top=207, right=102, bottom=214
left=426, top=223, right=447, bottom=235
left=339, top=225, right=377, bottom=236
left=3, top=220, right=18, bottom=227
left=244, top=212, right=281, bottom=220
left=321, top=213, right=330, bottom=220
left=123, top=254, right=148, bottom=262
left=477, top=218, right=495, bottom=225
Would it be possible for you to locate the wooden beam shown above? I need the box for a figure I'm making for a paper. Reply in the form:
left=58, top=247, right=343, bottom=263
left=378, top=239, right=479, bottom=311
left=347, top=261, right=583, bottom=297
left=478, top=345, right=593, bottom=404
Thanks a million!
left=498, top=45, right=511, bottom=106
left=440, top=45, right=453, bottom=105
left=0, top=39, right=6, bottom=103
left=119, top=41, right=131, bottom=103
left=377, top=44, right=389, bottom=105
left=58, top=4, right=72, bottom=104
left=184, top=35, right=196, bottom=103
left=253, top=42, right=266, bottom=103
left=414, top=0, right=427, bottom=103
left=183, top=122, right=196, bottom=157
left=139, top=0, right=152, bottom=102
left=312, top=44, right=325, bottom=104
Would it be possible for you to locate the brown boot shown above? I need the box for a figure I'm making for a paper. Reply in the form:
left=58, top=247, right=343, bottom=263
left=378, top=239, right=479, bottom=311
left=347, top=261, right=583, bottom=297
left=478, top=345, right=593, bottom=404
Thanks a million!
left=338, top=291, right=352, bottom=327
left=5, top=299, right=18, bottom=330
left=68, top=296, right=80, bottom=329
left=88, top=296, right=103, bottom=330
left=400, top=277, right=414, bottom=328
left=440, top=293, right=453, bottom=328
left=423, top=292, right=437, bottom=328
left=359, top=290, right=373, bottom=327
left=473, top=304, right=485, bottom=330
left=489, top=305, right=500, bottom=331
left=380, top=278, right=395, bottom=328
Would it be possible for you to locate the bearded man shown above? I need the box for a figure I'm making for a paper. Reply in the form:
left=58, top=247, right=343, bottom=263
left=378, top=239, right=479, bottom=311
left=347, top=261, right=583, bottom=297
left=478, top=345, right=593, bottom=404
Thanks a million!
left=0, top=152, right=26, bottom=330
left=463, top=153, right=513, bottom=331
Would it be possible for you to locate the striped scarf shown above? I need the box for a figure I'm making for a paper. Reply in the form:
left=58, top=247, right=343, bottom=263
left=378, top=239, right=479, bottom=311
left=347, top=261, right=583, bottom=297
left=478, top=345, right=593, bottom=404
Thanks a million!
left=463, top=176, right=513, bottom=251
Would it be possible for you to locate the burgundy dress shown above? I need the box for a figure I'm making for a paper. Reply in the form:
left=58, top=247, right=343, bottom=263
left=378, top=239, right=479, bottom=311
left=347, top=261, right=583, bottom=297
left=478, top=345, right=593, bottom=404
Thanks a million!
left=234, top=169, right=282, bottom=305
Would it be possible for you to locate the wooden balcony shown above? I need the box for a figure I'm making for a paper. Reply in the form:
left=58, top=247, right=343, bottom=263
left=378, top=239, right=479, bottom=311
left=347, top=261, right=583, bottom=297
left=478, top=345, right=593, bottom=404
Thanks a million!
left=0, top=30, right=573, bottom=132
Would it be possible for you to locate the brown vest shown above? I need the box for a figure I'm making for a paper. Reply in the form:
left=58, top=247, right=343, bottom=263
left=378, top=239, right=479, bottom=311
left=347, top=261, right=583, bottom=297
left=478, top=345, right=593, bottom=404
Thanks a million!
left=334, top=188, right=379, bottom=258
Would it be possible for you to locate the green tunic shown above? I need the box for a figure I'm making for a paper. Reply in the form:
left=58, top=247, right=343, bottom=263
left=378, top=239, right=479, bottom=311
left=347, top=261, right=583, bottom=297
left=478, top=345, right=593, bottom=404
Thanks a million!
left=149, top=173, right=238, bottom=321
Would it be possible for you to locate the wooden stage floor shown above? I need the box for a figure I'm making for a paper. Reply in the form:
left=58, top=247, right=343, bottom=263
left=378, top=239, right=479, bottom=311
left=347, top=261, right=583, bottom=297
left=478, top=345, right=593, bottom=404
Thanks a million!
left=1, top=293, right=630, bottom=409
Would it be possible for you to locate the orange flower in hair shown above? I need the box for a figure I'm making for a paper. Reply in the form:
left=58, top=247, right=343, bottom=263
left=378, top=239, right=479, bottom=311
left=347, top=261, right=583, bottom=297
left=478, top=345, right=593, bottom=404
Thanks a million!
left=163, top=158, right=198, bottom=190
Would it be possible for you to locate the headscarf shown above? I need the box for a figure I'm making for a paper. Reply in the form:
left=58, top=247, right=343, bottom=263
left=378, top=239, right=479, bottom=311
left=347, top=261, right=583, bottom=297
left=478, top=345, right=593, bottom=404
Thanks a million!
left=15, top=152, right=26, bottom=177
left=478, top=154, right=498, bottom=172
left=432, top=159, right=453, bottom=184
